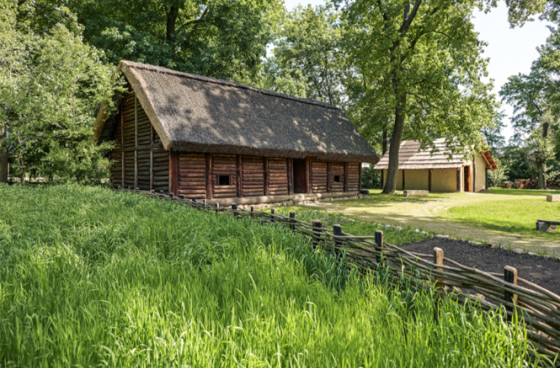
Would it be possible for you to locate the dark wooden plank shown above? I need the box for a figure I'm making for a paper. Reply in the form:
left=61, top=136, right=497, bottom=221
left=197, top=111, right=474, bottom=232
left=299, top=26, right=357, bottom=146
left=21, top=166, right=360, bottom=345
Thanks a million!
left=170, top=151, right=178, bottom=196
left=206, top=153, right=213, bottom=200
left=327, top=162, right=331, bottom=193
left=264, top=157, right=269, bottom=196
left=237, top=155, right=243, bottom=197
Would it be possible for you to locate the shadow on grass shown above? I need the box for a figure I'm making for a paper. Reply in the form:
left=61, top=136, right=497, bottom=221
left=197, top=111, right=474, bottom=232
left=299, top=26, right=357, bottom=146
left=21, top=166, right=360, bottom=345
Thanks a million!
left=488, top=188, right=560, bottom=197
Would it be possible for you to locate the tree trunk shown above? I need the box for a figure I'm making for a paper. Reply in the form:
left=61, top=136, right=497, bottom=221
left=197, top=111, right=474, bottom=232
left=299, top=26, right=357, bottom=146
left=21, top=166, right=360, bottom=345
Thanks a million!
left=383, top=94, right=406, bottom=194
left=0, top=125, right=7, bottom=183
left=19, top=154, right=25, bottom=184
left=538, top=162, right=547, bottom=190
left=382, top=127, right=388, bottom=155
left=166, top=5, right=179, bottom=41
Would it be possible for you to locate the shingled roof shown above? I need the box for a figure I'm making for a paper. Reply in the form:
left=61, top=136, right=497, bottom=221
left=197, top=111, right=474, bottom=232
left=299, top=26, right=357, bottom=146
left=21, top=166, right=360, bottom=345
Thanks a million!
left=374, top=139, right=497, bottom=170
left=94, top=61, right=379, bottom=163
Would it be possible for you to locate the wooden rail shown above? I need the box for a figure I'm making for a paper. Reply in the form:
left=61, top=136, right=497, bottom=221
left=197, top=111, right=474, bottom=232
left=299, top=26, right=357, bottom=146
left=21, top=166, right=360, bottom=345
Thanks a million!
left=123, top=187, right=560, bottom=363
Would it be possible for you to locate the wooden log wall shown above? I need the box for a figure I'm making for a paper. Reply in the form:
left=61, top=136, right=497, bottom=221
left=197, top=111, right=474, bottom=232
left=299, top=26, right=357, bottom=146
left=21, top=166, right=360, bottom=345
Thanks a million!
left=310, top=160, right=328, bottom=193
left=267, top=158, right=289, bottom=196
left=242, top=156, right=265, bottom=197
left=347, top=163, right=360, bottom=191
left=330, top=162, right=345, bottom=192
left=211, top=154, right=237, bottom=198
left=178, top=153, right=207, bottom=199
left=109, top=92, right=168, bottom=192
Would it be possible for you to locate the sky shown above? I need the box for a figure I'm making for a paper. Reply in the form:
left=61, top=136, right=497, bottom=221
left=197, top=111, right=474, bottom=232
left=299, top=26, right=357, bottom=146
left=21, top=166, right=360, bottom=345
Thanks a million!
left=283, top=0, right=553, bottom=141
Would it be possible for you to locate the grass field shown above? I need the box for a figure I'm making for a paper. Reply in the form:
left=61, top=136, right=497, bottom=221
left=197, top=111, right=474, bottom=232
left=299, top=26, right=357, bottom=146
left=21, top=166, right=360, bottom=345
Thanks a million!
left=302, top=188, right=560, bottom=254
left=0, top=184, right=542, bottom=366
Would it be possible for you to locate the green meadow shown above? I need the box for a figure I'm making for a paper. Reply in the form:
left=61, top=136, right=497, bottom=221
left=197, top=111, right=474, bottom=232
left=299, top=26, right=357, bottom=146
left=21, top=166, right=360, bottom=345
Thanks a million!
left=0, top=184, right=542, bottom=367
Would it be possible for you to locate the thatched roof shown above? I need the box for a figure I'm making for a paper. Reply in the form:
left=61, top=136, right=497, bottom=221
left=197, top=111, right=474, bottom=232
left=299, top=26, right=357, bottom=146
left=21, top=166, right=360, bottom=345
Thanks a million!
left=94, top=61, right=379, bottom=163
left=374, top=139, right=497, bottom=170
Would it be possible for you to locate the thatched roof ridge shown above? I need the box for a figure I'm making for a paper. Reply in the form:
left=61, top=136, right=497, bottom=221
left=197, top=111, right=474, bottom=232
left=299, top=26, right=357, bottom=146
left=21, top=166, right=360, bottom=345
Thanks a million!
left=94, top=60, right=379, bottom=163
left=374, top=139, right=497, bottom=170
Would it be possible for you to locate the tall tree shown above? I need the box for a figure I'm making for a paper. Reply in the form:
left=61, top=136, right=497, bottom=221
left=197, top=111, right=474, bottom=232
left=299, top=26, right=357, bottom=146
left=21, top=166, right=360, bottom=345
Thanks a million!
left=267, top=5, right=347, bottom=107
left=339, top=0, right=497, bottom=194
left=0, top=0, right=121, bottom=182
left=500, top=66, right=558, bottom=189
left=69, top=0, right=283, bottom=83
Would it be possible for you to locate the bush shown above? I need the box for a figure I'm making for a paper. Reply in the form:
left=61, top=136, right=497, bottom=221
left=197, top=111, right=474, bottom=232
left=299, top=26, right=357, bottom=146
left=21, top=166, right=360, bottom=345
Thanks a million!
left=361, top=165, right=381, bottom=188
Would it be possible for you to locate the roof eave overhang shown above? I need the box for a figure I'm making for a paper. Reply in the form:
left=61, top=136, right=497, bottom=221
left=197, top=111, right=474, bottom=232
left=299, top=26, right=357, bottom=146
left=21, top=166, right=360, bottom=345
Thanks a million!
left=171, top=141, right=379, bottom=163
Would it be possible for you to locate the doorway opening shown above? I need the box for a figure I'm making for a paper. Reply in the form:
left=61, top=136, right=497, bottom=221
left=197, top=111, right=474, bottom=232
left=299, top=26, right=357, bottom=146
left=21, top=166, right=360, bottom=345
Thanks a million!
left=463, top=166, right=470, bottom=192
left=293, top=159, right=307, bottom=193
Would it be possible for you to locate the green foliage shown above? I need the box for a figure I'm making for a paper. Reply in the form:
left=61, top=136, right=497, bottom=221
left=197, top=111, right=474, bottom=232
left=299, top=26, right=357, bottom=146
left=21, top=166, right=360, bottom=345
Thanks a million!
left=69, top=0, right=283, bottom=83
left=0, top=0, right=121, bottom=180
left=500, top=66, right=559, bottom=187
left=262, top=5, right=347, bottom=107
left=339, top=0, right=498, bottom=193
left=361, top=165, right=381, bottom=189
left=0, top=184, right=540, bottom=366
left=487, top=158, right=510, bottom=187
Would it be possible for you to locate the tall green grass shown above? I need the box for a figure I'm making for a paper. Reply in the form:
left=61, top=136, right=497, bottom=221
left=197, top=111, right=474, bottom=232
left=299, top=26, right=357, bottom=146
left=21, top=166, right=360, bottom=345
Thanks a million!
left=0, top=184, right=539, bottom=367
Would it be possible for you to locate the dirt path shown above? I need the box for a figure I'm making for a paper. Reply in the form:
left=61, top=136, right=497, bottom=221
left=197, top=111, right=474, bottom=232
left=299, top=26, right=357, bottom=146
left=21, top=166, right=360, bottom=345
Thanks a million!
left=302, top=193, right=560, bottom=256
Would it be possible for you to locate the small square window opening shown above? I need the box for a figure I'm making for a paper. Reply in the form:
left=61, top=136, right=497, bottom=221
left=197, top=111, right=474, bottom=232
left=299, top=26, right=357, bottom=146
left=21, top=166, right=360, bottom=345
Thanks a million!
left=219, top=175, right=230, bottom=186
left=334, top=175, right=341, bottom=183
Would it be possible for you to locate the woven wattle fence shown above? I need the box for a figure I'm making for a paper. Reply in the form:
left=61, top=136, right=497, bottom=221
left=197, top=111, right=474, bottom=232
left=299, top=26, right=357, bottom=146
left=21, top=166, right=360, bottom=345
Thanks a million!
left=130, top=188, right=560, bottom=363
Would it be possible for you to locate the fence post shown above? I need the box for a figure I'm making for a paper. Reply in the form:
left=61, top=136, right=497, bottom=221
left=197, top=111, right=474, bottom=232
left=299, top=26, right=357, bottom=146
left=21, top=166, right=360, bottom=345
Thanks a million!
left=504, top=266, right=518, bottom=316
left=312, top=220, right=322, bottom=250
left=169, top=193, right=173, bottom=199
left=179, top=194, right=184, bottom=199
left=433, top=247, right=444, bottom=290
left=333, top=224, right=343, bottom=258
left=375, top=230, right=385, bottom=267
left=251, top=206, right=254, bottom=219
left=203, top=199, right=207, bottom=209
left=289, top=211, right=295, bottom=231
left=215, top=203, right=219, bottom=214
left=271, top=208, right=275, bottom=223
left=135, top=187, right=139, bottom=193
left=192, top=197, right=196, bottom=202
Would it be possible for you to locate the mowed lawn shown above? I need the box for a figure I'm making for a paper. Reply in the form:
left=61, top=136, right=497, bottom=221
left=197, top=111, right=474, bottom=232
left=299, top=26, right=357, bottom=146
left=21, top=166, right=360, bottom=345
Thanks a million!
left=301, top=188, right=560, bottom=254
left=0, top=184, right=538, bottom=367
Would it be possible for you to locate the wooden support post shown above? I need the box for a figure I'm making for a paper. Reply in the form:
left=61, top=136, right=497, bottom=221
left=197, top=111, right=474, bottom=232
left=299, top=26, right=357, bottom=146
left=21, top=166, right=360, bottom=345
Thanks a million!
left=333, top=224, right=343, bottom=258
left=428, top=170, right=432, bottom=192
left=305, top=157, right=310, bottom=193
left=206, top=153, right=213, bottom=200
left=327, top=162, right=332, bottom=193
left=289, top=211, right=295, bottom=231
left=263, top=157, right=269, bottom=196
left=121, top=107, right=125, bottom=188
left=150, top=126, right=154, bottom=190
left=359, top=163, right=363, bottom=191
left=375, top=230, right=385, bottom=267
left=433, top=247, right=444, bottom=290
left=456, top=168, right=460, bottom=192
left=288, top=158, right=293, bottom=195
left=169, top=151, right=179, bottom=196
left=134, top=95, right=138, bottom=190
left=250, top=206, right=255, bottom=219
left=312, top=220, right=322, bottom=250
left=179, top=194, right=184, bottom=199
left=344, top=162, right=348, bottom=192
left=473, top=155, right=476, bottom=192
left=504, top=266, right=518, bottom=314
left=192, top=196, right=196, bottom=202
left=237, top=155, right=243, bottom=198
left=271, top=207, right=275, bottom=223
left=202, top=199, right=207, bottom=208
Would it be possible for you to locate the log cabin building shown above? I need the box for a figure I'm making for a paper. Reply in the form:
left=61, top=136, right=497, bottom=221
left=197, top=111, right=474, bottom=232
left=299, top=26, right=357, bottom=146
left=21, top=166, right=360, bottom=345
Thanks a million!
left=94, top=61, right=379, bottom=204
left=374, top=139, right=497, bottom=192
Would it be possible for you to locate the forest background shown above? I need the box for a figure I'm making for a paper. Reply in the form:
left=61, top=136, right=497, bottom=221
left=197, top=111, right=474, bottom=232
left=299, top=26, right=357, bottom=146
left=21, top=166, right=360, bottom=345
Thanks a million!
left=1, top=0, right=560, bottom=191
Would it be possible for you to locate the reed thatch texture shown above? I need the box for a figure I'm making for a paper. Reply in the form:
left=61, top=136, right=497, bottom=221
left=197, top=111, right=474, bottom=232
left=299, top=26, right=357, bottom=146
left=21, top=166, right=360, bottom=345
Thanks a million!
left=374, top=139, right=497, bottom=170
left=95, top=61, right=379, bottom=163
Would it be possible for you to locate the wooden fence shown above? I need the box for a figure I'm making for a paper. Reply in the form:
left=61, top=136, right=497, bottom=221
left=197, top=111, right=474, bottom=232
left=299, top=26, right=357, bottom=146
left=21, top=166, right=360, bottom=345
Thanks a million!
left=128, top=188, right=560, bottom=364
